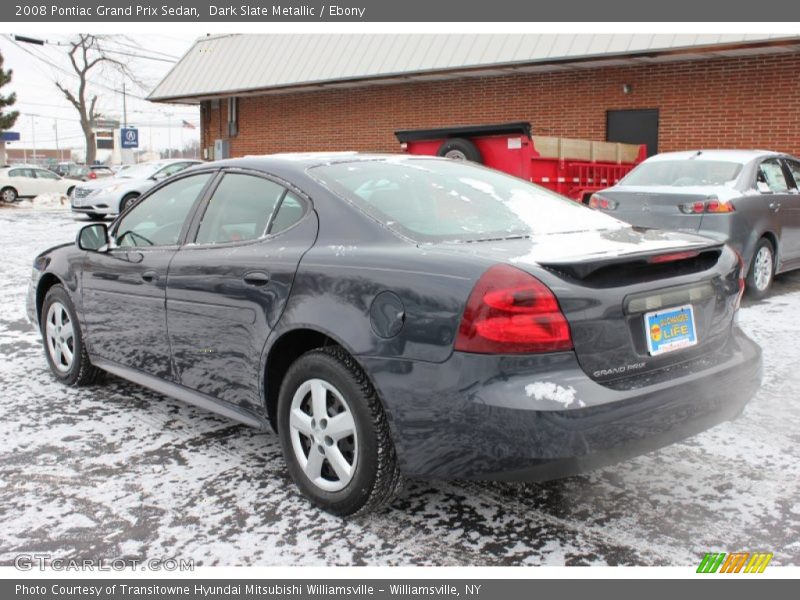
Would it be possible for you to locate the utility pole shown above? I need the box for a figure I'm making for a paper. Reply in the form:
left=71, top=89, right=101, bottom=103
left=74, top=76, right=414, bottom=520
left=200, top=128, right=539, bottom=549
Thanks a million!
left=53, top=119, right=60, bottom=160
left=166, top=112, right=172, bottom=158
left=30, top=114, right=36, bottom=164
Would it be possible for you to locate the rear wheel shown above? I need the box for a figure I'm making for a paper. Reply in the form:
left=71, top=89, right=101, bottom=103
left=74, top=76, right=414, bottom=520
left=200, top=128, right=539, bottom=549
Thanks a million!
left=436, top=138, right=482, bottom=163
left=41, top=285, right=101, bottom=386
left=277, top=346, right=401, bottom=516
left=746, top=238, right=775, bottom=298
left=1, top=186, right=18, bottom=203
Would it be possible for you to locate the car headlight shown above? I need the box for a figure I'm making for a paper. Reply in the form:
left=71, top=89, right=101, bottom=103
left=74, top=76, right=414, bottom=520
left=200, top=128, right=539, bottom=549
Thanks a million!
left=91, top=183, right=125, bottom=197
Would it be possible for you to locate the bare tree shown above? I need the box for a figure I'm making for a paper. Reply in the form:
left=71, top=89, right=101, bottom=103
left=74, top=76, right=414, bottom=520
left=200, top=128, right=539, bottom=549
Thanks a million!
left=56, top=34, right=141, bottom=164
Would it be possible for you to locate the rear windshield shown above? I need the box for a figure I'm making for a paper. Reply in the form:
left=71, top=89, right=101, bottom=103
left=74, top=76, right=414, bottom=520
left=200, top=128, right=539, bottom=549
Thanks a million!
left=310, top=159, right=625, bottom=243
left=620, top=160, right=743, bottom=187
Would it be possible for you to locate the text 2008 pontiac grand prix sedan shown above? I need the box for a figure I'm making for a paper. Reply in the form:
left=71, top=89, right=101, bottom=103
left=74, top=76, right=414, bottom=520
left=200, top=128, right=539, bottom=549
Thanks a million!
left=26, top=154, right=762, bottom=515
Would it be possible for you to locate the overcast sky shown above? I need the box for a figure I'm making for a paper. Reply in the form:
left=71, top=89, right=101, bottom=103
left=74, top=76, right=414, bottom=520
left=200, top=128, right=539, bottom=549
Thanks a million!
left=0, top=33, right=201, bottom=160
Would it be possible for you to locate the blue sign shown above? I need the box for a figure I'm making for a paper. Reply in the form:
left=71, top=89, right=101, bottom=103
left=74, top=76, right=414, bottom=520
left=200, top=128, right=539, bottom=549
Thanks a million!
left=120, top=128, right=139, bottom=149
left=1, top=131, right=20, bottom=142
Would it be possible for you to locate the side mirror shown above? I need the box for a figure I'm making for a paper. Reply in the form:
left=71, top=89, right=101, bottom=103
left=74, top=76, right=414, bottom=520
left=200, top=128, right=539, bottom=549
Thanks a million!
left=77, top=223, right=110, bottom=252
left=151, top=171, right=167, bottom=181
left=756, top=181, right=772, bottom=194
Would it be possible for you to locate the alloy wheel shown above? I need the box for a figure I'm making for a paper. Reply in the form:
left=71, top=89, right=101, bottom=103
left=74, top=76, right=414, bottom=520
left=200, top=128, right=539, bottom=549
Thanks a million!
left=45, top=302, right=75, bottom=373
left=288, top=378, right=358, bottom=492
left=753, top=245, right=773, bottom=292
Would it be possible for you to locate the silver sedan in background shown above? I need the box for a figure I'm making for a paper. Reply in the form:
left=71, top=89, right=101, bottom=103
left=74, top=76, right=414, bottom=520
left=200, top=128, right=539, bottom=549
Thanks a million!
left=70, top=159, right=201, bottom=220
left=591, top=150, right=800, bottom=297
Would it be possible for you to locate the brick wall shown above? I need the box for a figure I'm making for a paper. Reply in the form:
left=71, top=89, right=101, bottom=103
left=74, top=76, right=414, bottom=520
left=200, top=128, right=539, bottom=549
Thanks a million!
left=201, top=52, right=800, bottom=158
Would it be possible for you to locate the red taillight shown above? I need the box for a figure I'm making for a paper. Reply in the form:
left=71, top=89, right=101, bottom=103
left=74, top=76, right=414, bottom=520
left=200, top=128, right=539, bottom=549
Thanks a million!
left=648, top=250, right=700, bottom=264
left=588, top=194, right=617, bottom=210
left=88, top=171, right=97, bottom=179
left=455, top=264, right=573, bottom=354
left=679, top=198, right=734, bottom=214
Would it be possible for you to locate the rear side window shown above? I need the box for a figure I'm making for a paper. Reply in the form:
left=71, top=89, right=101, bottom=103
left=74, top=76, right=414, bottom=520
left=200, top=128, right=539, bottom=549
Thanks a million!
left=195, top=173, right=285, bottom=244
left=757, top=159, right=790, bottom=193
left=9, top=168, right=33, bottom=178
left=269, top=192, right=304, bottom=234
left=621, top=160, right=743, bottom=187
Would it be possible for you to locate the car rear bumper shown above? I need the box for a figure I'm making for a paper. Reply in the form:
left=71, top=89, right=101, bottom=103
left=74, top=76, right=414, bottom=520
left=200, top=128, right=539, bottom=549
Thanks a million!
left=361, top=325, right=761, bottom=481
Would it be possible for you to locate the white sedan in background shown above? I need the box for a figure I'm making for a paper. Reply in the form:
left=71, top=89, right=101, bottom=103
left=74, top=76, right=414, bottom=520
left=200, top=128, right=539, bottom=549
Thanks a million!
left=0, top=166, right=82, bottom=203
left=70, top=159, right=201, bottom=219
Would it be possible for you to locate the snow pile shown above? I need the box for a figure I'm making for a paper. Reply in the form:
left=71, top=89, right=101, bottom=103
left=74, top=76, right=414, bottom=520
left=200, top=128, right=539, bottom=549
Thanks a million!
left=525, top=381, right=585, bottom=408
left=15, top=193, right=69, bottom=210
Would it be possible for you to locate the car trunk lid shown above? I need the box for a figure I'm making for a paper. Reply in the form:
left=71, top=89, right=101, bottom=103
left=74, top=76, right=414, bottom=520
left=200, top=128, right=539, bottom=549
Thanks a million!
left=438, top=226, right=740, bottom=385
left=597, top=185, right=731, bottom=232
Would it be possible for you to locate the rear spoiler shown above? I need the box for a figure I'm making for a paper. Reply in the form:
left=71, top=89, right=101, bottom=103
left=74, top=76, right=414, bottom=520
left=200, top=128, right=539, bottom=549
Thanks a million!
left=539, top=242, right=725, bottom=281
left=395, top=122, right=532, bottom=143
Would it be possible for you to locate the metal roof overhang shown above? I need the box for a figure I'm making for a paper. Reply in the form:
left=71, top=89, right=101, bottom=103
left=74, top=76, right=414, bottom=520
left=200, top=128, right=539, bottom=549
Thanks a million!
left=149, top=37, right=800, bottom=104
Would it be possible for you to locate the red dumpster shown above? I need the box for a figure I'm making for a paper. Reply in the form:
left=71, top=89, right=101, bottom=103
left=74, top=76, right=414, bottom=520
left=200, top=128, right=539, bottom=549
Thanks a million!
left=395, top=122, right=647, bottom=203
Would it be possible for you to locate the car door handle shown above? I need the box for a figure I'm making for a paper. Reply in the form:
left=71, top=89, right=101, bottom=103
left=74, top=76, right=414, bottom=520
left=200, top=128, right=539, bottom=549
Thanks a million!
left=141, top=270, right=158, bottom=282
left=243, top=271, right=270, bottom=286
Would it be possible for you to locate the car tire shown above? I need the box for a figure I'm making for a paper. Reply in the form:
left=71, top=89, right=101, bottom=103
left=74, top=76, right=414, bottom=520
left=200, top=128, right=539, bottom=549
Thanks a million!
left=746, top=238, right=775, bottom=299
left=277, top=346, right=402, bottom=516
left=436, top=138, right=483, bottom=163
left=40, top=285, right=102, bottom=387
left=120, top=193, right=139, bottom=212
left=1, top=186, right=18, bottom=203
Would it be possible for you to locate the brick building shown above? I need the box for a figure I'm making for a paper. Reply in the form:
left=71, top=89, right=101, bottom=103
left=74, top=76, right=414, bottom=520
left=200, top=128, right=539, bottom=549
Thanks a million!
left=150, top=34, right=800, bottom=160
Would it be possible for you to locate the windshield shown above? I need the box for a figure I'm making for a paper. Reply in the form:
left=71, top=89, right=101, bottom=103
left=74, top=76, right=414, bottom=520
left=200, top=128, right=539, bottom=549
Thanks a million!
left=620, top=159, right=743, bottom=187
left=114, top=162, right=165, bottom=179
left=311, top=159, right=626, bottom=243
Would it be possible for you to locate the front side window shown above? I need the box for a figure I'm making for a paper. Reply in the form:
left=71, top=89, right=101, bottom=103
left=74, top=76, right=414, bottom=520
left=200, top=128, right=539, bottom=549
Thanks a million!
left=195, top=173, right=286, bottom=244
left=156, top=162, right=196, bottom=179
left=757, top=159, right=789, bottom=193
left=783, top=160, right=800, bottom=189
left=115, top=173, right=212, bottom=248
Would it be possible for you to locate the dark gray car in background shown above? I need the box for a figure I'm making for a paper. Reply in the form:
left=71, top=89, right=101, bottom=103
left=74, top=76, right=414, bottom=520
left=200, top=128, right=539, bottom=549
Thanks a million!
left=27, top=154, right=761, bottom=515
left=590, top=150, right=800, bottom=297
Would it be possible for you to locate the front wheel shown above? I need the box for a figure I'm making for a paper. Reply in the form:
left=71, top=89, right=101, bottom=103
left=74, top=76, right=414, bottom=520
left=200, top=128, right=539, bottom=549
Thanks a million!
left=41, top=285, right=101, bottom=386
left=746, top=238, right=775, bottom=299
left=277, top=346, right=401, bottom=516
left=119, top=193, right=139, bottom=212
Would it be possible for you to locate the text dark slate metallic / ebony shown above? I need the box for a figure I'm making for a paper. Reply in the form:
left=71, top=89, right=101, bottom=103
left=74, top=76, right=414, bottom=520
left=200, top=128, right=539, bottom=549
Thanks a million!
left=26, top=154, right=762, bottom=515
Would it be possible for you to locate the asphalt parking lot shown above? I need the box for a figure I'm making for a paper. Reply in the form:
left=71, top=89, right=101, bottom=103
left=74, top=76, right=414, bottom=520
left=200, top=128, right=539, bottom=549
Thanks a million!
left=1, top=204, right=799, bottom=567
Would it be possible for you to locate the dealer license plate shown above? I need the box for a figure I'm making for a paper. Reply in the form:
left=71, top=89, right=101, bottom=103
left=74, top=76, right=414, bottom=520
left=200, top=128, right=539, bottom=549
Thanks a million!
left=644, top=304, right=698, bottom=356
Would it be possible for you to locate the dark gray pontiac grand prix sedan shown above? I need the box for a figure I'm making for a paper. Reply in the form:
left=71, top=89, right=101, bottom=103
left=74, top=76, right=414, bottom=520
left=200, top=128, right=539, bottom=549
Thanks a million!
left=27, top=154, right=762, bottom=515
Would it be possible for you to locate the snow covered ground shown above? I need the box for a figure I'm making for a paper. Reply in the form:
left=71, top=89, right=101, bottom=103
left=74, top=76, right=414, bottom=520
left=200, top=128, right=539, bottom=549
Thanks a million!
left=0, top=205, right=798, bottom=566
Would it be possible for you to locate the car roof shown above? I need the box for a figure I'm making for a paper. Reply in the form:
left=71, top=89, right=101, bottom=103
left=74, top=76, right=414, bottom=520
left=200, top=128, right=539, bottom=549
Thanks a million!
left=208, top=152, right=444, bottom=175
left=644, top=149, right=788, bottom=164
